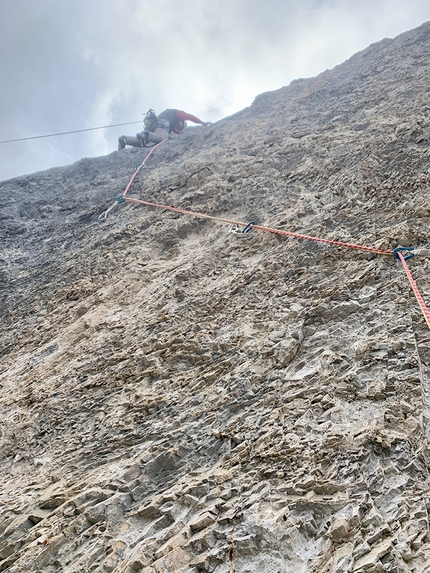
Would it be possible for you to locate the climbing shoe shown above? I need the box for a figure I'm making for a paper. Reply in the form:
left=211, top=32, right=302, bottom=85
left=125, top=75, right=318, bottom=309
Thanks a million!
left=118, top=136, right=127, bottom=150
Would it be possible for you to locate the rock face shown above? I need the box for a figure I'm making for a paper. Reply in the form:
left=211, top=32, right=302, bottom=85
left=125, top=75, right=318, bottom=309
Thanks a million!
left=1, top=22, right=430, bottom=573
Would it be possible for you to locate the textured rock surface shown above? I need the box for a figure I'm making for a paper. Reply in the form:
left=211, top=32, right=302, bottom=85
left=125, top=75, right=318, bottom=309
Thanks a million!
left=1, top=22, right=430, bottom=573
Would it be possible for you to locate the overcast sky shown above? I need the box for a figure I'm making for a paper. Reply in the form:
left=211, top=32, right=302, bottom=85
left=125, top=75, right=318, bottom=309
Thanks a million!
left=1, top=0, right=430, bottom=182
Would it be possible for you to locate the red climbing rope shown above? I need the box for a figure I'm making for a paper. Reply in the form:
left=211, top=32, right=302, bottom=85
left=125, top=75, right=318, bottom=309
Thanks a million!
left=124, top=196, right=393, bottom=256
left=123, top=198, right=429, bottom=330
left=100, top=138, right=430, bottom=330
left=123, top=138, right=168, bottom=197
left=397, top=252, right=430, bottom=329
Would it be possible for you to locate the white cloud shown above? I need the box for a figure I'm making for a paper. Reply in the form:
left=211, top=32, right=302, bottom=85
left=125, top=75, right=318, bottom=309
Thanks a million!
left=0, top=0, right=429, bottom=180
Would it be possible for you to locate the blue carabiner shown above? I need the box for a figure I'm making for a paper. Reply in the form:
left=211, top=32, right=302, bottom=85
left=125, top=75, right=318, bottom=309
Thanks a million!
left=116, top=194, right=125, bottom=204
left=242, top=221, right=255, bottom=234
left=393, top=246, right=414, bottom=261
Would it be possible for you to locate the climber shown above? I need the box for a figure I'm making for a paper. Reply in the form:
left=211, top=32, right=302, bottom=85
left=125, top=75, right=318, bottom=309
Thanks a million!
left=118, top=109, right=211, bottom=150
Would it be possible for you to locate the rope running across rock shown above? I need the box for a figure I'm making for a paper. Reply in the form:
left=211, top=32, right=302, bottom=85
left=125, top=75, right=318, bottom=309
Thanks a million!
left=99, top=142, right=430, bottom=330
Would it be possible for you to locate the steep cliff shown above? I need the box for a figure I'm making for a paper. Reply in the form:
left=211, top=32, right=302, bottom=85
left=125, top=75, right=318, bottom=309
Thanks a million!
left=1, top=22, right=430, bottom=573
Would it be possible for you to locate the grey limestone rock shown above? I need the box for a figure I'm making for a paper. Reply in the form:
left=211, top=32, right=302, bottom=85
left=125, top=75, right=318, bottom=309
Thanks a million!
left=1, top=20, right=430, bottom=573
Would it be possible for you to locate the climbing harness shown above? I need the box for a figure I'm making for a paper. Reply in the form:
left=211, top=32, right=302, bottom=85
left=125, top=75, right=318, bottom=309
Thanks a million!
left=98, top=141, right=430, bottom=329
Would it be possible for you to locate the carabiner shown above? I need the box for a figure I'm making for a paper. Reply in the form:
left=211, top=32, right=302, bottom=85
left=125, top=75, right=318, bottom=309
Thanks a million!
left=242, top=221, right=255, bottom=234
left=393, top=246, right=414, bottom=261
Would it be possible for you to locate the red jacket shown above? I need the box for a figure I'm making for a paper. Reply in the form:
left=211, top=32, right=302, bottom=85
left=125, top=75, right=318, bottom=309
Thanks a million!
left=157, top=109, right=204, bottom=133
